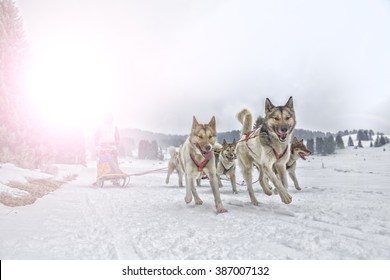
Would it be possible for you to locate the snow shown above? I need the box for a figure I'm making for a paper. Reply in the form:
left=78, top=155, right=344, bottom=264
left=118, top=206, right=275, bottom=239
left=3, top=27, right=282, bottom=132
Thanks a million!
left=0, top=144, right=389, bottom=260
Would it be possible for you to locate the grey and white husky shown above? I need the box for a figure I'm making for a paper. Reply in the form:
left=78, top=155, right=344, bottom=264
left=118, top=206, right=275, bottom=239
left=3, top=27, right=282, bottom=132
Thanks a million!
left=216, top=139, right=238, bottom=194
left=236, top=97, right=296, bottom=205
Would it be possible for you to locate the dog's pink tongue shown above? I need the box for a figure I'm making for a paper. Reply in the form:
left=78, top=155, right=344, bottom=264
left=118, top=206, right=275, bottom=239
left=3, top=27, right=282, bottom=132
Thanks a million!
left=203, top=151, right=213, bottom=160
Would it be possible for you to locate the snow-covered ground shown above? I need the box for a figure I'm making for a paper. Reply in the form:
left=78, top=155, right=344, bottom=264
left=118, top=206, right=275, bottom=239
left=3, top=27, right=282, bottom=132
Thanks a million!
left=0, top=142, right=389, bottom=260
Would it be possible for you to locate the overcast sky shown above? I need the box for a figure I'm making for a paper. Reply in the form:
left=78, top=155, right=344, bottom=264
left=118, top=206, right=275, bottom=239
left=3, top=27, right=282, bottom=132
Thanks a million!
left=16, top=0, right=390, bottom=134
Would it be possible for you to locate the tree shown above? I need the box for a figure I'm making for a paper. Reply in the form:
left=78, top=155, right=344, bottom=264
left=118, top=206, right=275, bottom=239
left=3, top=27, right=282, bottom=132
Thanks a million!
left=0, top=0, right=28, bottom=127
left=324, top=135, right=336, bottom=154
left=358, top=139, right=363, bottom=148
left=348, top=136, right=354, bottom=147
left=306, top=139, right=314, bottom=154
left=357, top=130, right=365, bottom=141
left=335, top=134, right=345, bottom=149
left=253, top=115, right=264, bottom=129
left=315, top=137, right=324, bottom=155
left=379, top=135, right=386, bottom=147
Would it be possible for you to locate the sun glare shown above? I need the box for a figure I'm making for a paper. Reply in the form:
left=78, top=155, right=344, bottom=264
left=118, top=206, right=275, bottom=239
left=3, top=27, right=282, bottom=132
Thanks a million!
left=29, top=43, right=116, bottom=129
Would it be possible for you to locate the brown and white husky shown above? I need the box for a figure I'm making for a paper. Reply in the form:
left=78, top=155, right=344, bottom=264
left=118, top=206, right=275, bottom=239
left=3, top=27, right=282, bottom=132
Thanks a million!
left=179, top=116, right=227, bottom=214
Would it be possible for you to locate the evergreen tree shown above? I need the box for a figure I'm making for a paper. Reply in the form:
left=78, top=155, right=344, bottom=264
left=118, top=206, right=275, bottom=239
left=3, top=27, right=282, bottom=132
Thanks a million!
left=253, top=115, right=264, bottom=129
left=374, top=135, right=380, bottom=147
left=316, top=137, right=324, bottom=155
left=324, top=135, right=336, bottom=154
left=348, top=136, right=354, bottom=147
left=370, top=141, right=373, bottom=148
left=138, top=140, right=147, bottom=159
left=306, top=139, right=314, bottom=154
left=335, top=134, right=345, bottom=149
left=358, top=139, right=363, bottom=148
left=357, top=130, right=364, bottom=141
left=379, top=135, right=386, bottom=146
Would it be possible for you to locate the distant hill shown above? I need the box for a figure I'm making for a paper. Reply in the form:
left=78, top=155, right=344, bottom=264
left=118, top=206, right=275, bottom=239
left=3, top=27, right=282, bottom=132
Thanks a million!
left=119, top=127, right=388, bottom=157
left=119, top=127, right=329, bottom=151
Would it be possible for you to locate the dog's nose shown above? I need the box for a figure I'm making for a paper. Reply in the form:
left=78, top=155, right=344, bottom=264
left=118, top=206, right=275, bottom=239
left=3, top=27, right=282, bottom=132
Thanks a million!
left=280, top=126, right=288, bottom=133
left=205, top=144, right=212, bottom=151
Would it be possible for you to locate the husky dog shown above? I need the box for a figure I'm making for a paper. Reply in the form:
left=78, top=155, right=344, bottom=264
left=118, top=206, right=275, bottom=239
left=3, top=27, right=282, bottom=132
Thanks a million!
left=236, top=97, right=296, bottom=205
left=286, top=137, right=311, bottom=191
left=179, top=116, right=227, bottom=213
left=216, top=139, right=238, bottom=194
left=166, top=146, right=184, bottom=187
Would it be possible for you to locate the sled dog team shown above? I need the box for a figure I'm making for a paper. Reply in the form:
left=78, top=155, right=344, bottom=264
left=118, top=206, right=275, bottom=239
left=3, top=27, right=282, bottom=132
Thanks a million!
left=166, top=97, right=311, bottom=213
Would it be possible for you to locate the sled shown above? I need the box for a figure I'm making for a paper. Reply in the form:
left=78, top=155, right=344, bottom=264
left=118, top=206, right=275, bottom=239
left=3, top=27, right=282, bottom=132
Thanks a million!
left=96, top=146, right=130, bottom=188
left=96, top=173, right=130, bottom=188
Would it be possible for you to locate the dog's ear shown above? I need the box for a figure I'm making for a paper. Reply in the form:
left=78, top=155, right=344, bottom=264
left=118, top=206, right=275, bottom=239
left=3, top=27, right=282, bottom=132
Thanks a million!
left=208, top=116, right=216, bottom=129
left=285, top=96, right=294, bottom=110
left=232, top=138, right=237, bottom=145
left=300, top=139, right=304, bottom=143
left=293, top=137, right=298, bottom=142
left=192, top=116, right=199, bottom=128
left=223, top=139, right=227, bottom=145
left=265, top=98, right=275, bottom=113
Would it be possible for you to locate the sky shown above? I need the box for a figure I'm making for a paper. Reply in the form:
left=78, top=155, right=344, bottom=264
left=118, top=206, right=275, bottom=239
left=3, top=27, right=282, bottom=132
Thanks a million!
left=15, top=0, right=390, bottom=135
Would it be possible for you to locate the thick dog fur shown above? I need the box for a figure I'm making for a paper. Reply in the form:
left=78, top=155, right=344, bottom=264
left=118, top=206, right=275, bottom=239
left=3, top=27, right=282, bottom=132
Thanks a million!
left=166, top=146, right=183, bottom=187
left=286, top=137, right=311, bottom=191
left=236, top=97, right=296, bottom=205
left=179, top=116, right=227, bottom=213
left=216, top=139, right=238, bottom=194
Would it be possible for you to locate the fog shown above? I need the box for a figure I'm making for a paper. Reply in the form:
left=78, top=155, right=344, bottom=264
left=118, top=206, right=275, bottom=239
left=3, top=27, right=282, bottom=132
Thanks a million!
left=17, top=0, right=390, bottom=134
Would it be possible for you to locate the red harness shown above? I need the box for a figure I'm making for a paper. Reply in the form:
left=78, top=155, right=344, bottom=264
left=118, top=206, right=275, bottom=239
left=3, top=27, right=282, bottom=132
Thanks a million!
left=190, top=152, right=212, bottom=172
left=273, top=146, right=288, bottom=161
left=241, top=129, right=288, bottom=161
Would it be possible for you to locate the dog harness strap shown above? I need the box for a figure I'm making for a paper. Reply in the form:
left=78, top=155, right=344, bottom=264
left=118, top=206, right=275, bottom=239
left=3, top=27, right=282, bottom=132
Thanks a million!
left=273, top=146, right=288, bottom=161
left=190, top=153, right=209, bottom=172
left=221, top=163, right=234, bottom=175
left=286, top=161, right=294, bottom=170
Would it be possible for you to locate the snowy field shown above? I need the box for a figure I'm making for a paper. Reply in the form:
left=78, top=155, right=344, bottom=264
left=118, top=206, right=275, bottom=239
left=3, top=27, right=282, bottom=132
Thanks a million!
left=0, top=142, right=389, bottom=260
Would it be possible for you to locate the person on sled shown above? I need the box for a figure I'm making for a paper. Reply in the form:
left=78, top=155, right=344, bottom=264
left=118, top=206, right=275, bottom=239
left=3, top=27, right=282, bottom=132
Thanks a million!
left=94, top=113, right=121, bottom=182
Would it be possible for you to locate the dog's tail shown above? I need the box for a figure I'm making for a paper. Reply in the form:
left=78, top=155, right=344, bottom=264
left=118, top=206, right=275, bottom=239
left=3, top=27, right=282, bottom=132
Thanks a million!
left=236, top=108, right=253, bottom=136
left=168, top=146, right=177, bottom=158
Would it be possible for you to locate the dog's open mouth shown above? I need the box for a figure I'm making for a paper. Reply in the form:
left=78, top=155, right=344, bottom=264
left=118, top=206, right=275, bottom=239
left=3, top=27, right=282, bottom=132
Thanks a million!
left=226, top=155, right=236, bottom=162
left=196, top=144, right=213, bottom=160
left=299, top=152, right=307, bottom=160
left=274, top=128, right=288, bottom=142
left=201, top=150, right=213, bottom=160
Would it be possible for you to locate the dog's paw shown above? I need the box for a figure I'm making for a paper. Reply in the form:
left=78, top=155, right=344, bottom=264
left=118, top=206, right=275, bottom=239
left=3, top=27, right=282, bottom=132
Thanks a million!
left=216, top=207, right=228, bottom=214
left=263, top=188, right=272, bottom=196
left=281, top=193, right=292, bottom=204
left=251, top=199, right=259, bottom=206
left=195, top=198, right=203, bottom=205
left=185, top=195, right=192, bottom=204
left=295, top=186, right=301, bottom=191
left=233, top=190, right=238, bottom=194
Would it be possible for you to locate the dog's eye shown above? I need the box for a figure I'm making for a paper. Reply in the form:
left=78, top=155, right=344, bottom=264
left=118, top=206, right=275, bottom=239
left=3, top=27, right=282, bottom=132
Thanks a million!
left=285, top=116, right=290, bottom=121
left=274, top=117, right=280, bottom=121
